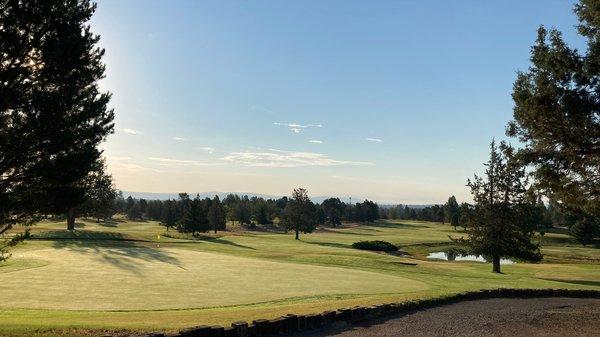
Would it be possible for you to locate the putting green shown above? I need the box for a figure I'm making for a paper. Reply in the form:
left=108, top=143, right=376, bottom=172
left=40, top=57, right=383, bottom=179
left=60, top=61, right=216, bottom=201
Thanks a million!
left=1, top=245, right=427, bottom=311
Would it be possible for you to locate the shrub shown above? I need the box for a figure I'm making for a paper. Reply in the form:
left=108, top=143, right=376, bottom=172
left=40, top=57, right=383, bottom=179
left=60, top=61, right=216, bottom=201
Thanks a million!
left=352, top=240, right=398, bottom=252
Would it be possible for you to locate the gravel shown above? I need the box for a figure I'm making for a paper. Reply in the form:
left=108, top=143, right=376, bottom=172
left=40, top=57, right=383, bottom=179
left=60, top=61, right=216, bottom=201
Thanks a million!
left=293, top=297, right=600, bottom=337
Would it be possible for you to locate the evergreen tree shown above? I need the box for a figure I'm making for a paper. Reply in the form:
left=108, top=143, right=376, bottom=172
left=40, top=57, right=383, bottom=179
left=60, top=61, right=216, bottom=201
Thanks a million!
left=444, top=196, right=460, bottom=230
left=208, top=196, right=226, bottom=233
left=138, top=199, right=148, bottom=218
left=160, top=200, right=178, bottom=231
left=570, top=217, right=600, bottom=246
left=458, top=202, right=473, bottom=227
left=127, top=202, right=142, bottom=220
left=456, top=141, right=542, bottom=273
left=0, top=0, right=114, bottom=248
left=507, top=0, right=600, bottom=244
left=125, top=196, right=135, bottom=214
left=79, top=162, right=117, bottom=223
left=177, top=193, right=193, bottom=233
left=283, top=188, right=317, bottom=240
left=233, top=199, right=251, bottom=225
left=321, top=198, right=344, bottom=226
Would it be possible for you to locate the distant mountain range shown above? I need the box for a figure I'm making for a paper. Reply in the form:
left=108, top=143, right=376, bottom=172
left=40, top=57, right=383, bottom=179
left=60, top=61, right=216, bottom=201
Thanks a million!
left=121, top=191, right=434, bottom=207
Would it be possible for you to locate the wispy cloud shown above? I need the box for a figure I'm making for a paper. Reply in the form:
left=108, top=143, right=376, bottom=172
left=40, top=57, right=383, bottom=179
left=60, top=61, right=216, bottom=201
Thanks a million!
left=106, top=156, right=131, bottom=161
left=114, top=163, right=164, bottom=173
left=173, top=137, right=185, bottom=141
left=366, top=138, right=383, bottom=143
left=121, top=128, right=142, bottom=135
left=147, top=157, right=222, bottom=166
left=308, top=140, right=323, bottom=144
left=273, top=122, right=323, bottom=134
left=221, top=149, right=373, bottom=168
left=201, top=147, right=215, bottom=154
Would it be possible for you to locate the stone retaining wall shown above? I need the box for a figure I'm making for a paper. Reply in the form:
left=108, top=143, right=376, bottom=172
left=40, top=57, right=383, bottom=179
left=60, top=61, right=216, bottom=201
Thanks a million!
left=125, top=288, right=600, bottom=337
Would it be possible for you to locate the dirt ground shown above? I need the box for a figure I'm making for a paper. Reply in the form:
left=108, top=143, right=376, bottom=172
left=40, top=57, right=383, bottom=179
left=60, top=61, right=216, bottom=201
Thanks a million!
left=293, top=297, right=600, bottom=337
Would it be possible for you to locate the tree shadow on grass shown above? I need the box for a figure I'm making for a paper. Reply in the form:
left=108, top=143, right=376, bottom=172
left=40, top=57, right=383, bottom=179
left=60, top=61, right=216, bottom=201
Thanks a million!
left=540, top=278, right=600, bottom=287
left=163, top=233, right=257, bottom=250
left=303, top=241, right=353, bottom=250
left=369, top=221, right=430, bottom=229
left=32, top=230, right=122, bottom=240
left=203, top=237, right=256, bottom=250
left=96, top=220, right=119, bottom=228
left=50, top=238, right=183, bottom=276
left=317, top=228, right=375, bottom=236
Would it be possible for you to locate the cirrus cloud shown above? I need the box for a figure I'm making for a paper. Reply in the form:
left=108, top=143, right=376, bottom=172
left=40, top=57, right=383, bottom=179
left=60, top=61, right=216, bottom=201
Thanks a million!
left=366, top=137, right=383, bottom=143
left=200, top=147, right=215, bottom=154
left=273, top=122, right=323, bottom=134
left=121, top=128, right=142, bottom=135
left=221, top=149, right=373, bottom=168
left=147, top=157, right=222, bottom=166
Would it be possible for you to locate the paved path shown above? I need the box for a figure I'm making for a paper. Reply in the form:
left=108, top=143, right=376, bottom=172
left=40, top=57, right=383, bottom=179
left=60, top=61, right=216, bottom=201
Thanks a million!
left=293, top=297, right=600, bottom=337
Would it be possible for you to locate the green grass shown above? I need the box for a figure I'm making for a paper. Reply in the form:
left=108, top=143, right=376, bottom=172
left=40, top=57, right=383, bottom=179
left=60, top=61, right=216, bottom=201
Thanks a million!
left=0, top=218, right=598, bottom=337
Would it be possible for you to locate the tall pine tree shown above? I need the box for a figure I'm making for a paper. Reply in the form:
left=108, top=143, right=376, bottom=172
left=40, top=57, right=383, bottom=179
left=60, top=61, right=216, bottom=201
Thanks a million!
left=456, top=141, right=542, bottom=273
left=507, top=0, right=600, bottom=245
left=283, top=188, right=317, bottom=240
left=1, top=1, right=114, bottom=241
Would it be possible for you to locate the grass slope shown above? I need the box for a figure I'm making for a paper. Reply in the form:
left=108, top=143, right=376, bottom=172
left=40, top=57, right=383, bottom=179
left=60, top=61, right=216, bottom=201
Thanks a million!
left=0, top=218, right=598, bottom=337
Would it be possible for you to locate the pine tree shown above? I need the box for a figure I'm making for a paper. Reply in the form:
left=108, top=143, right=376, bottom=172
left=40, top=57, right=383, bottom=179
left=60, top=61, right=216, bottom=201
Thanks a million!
left=321, top=198, right=344, bottom=226
left=80, top=161, right=117, bottom=223
left=507, top=0, right=600, bottom=243
left=444, top=196, right=460, bottom=230
left=570, top=217, right=600, bottom=246
left=456, top=141, right=542, bottom=273
left=1, top=0, right=114, bottom=246
left=283, top=188, right=317, bottom=240
left=208, top=196, right=226, bottom=233
left=160, top=200, right=178, bottom=231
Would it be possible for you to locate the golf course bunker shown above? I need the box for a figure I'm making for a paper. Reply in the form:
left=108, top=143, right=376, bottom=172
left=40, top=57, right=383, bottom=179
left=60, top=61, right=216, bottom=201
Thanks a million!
left=1, top=246, right=427, bottom=311
left=296, top=297, right=600, bottom=337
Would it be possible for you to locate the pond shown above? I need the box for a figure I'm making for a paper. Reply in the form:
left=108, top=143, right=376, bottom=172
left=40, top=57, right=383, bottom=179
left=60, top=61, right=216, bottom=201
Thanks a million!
left=427, top=251, right=515, bottom=264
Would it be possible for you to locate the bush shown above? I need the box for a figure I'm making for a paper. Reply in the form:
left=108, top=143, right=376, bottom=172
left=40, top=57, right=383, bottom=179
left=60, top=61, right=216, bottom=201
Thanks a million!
left=352, top=240, right=398, bottom=252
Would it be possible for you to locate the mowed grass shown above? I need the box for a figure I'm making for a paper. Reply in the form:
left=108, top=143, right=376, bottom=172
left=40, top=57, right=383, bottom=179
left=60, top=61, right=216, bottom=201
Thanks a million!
left=0, top=218, right=598, bottom=337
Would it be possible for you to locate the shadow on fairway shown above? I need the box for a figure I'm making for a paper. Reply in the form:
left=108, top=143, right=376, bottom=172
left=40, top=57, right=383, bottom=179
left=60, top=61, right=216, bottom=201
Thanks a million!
left=303, top=241, right=353, bottom=249
left=317, top=228, right=375, bottom=236
left=97, top=220, right=119, bottom=227
left=32, top=230, right=123, bottom=240
left=51, top=238, right=183, bottom=276
left=204, top=237, right=257, bottom=250
left=369, top=221, right=430, bottom=229
left=541, top=278, right=600, bottom=287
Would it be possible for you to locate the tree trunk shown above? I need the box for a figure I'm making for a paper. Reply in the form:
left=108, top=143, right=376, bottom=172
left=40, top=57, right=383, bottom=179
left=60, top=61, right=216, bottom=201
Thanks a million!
left=67, top=208, right=76, bottom=231
left=492, top=255, right=501, bottom=273
left=295, top=228, right=299, bottom=240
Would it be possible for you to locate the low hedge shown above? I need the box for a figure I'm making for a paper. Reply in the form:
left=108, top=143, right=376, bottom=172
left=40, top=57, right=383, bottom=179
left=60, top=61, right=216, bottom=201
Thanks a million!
left=352, top=240, right=398, bottom=252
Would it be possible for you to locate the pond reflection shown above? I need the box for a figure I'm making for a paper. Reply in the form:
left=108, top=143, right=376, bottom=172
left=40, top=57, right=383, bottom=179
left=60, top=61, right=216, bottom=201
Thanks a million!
left=427, top=251, right=515, bottom=264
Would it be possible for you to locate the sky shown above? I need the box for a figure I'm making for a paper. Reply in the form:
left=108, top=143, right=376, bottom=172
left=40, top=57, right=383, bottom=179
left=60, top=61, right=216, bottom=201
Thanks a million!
left=93, top=0, right=584, bottom=204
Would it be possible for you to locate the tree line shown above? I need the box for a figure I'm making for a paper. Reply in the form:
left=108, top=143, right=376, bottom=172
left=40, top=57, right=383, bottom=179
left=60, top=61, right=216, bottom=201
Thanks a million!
left=112, top=191, right=381, bottom=239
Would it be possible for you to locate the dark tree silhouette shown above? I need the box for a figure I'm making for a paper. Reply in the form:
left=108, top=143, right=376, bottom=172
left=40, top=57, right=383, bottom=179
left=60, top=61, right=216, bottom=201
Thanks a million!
left=444, top=196, right=460, bottom=230
left=507, top=0, right=600, bottom=245
left=455, top=141, right=542, bottom=273
left=283, top=188, right=317, bottom=240
left=0, top=0, right=114, bottom=245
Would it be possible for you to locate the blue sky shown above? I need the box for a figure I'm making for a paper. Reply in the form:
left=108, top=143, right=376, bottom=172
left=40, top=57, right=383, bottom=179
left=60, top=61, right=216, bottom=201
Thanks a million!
left=95, top=0, right=583, bottom=203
